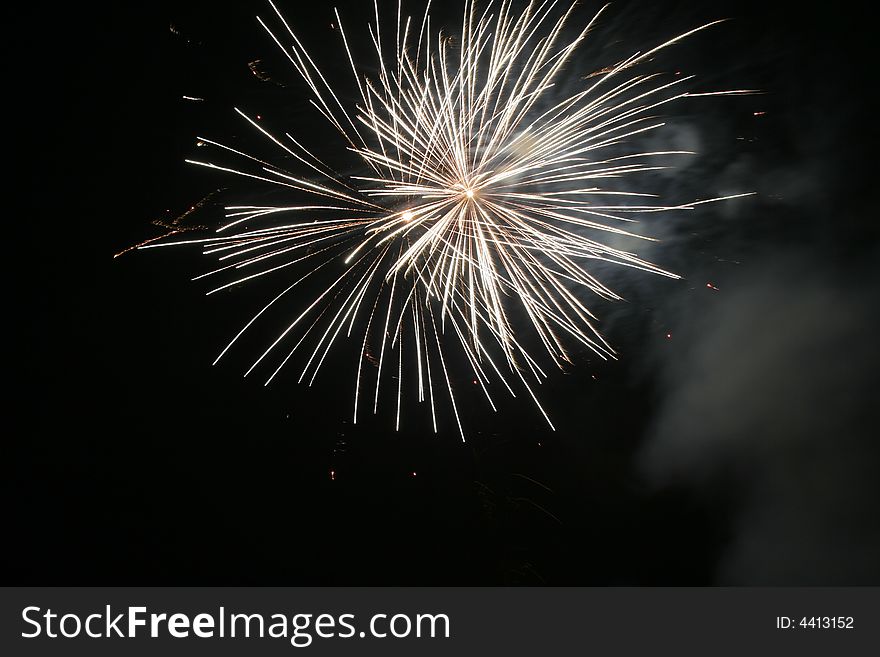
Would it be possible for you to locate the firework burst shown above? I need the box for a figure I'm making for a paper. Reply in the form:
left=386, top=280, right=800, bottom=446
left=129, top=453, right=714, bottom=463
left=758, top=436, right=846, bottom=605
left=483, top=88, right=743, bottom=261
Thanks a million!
left=145, top=0, right=752, bottom=439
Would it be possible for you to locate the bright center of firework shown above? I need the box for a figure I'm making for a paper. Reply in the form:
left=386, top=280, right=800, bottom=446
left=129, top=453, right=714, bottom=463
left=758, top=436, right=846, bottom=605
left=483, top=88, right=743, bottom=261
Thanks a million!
left=464, top=188, right=475, bottom=199
left=402, top=211, right=414, bottom=222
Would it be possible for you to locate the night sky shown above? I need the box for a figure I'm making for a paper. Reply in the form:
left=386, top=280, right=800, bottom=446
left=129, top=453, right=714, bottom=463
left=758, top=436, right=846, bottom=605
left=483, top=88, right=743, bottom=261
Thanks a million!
left=10, top=0, right=878, bottom=584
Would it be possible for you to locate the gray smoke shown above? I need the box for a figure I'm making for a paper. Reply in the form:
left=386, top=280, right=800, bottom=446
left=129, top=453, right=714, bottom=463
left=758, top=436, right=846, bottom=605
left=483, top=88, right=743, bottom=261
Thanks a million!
left=638, top=254, right=880, bottom=584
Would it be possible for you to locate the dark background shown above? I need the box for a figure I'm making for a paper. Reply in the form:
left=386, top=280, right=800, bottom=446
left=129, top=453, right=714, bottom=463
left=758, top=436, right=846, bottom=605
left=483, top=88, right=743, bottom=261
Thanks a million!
left=8, top=0, right=878, bottom=584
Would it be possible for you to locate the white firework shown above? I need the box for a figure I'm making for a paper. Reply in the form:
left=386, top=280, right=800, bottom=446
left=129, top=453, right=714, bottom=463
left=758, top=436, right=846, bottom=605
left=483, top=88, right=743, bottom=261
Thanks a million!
left=145, top=0, right=752, bottom=439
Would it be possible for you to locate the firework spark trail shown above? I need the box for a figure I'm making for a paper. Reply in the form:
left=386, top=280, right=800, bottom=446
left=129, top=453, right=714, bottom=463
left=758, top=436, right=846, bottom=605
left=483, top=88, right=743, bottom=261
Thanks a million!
left=144, top=0, right=753, bottom=439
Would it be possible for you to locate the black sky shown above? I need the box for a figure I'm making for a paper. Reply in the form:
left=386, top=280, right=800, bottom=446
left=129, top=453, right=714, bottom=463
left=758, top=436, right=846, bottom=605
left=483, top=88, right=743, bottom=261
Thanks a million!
left=8, top=0, right=878, bottom=584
